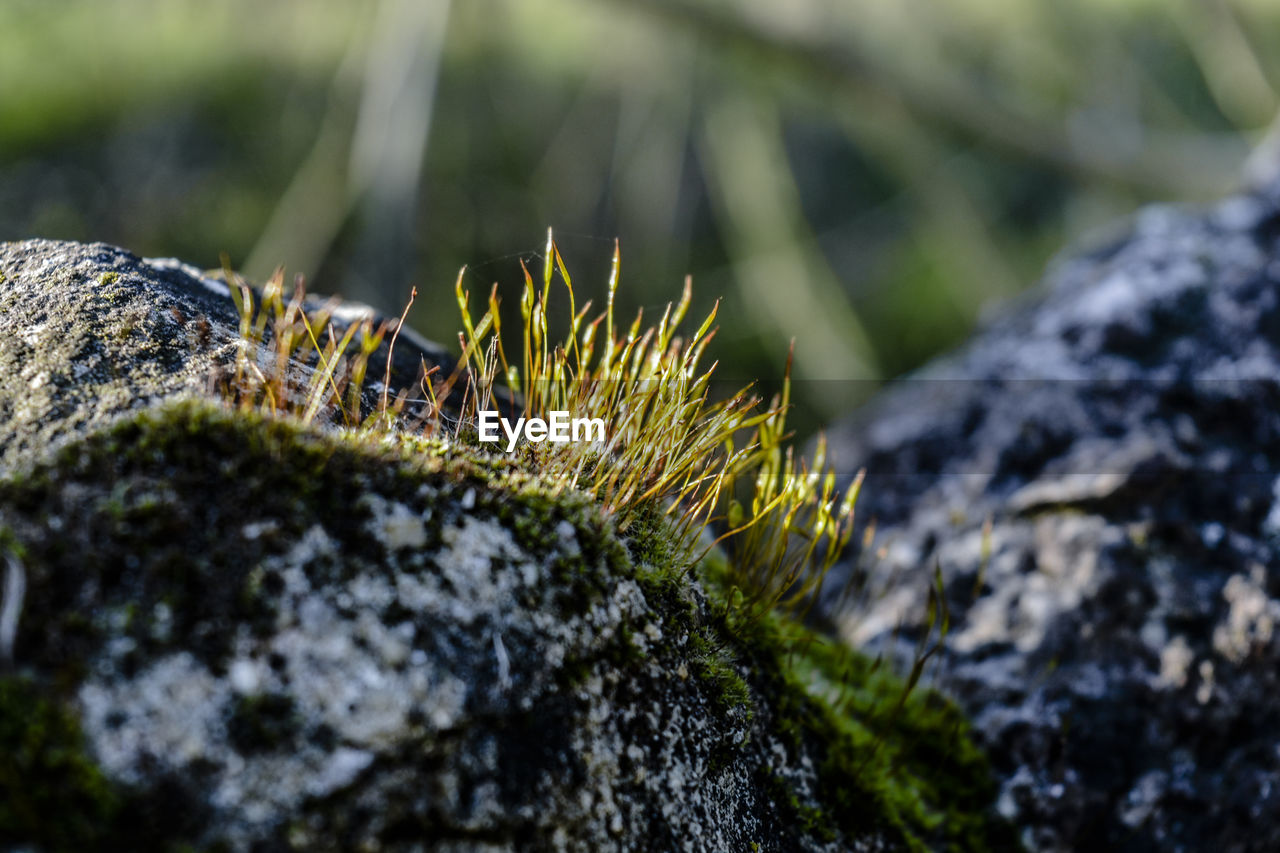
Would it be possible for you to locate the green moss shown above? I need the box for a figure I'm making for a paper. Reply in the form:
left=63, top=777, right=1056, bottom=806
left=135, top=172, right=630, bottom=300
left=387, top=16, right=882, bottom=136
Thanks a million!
left=608, top=621, right=645, bottom=667
left=713, top=602, right=1017, bottom=851
left=0, top=399, right=623, bottom=674
left=0, top=397, right=1012, bottom=850
left=761, top=767, right=834, bottom=841
left=0, top=673, right=224, bottom=851
left=0, top=525, right=24, bottom=560
left=97, top=271, right=119, bottom=286
left=687, top=630, right=752, bottom=720
left=680, top=548, right=1015, bottom=851
left=620, top=497, right=681, bottom=573
left=0, top=676, right=120, bottom=849
left=608, top=517, right=1013, bottom=849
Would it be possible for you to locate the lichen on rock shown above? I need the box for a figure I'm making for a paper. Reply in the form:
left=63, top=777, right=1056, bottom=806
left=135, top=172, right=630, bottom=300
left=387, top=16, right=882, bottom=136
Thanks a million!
left=0, top=240, right=1010, bottom=851
left=0, top=401, right=1009, bottom=851
left=0, top=239, right=449, bottom=476
left=827, top=181, right=1280, bottom=850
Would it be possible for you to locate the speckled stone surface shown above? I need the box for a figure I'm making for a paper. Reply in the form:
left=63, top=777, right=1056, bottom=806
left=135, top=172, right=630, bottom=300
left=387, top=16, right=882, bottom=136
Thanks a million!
left=828, top=182, right=1280, bottom=851
left=0, top=241, right=1012, bottom=851
left=0, top=239, right=450, bottom=476
left=0, top=400, right=914, bottom=852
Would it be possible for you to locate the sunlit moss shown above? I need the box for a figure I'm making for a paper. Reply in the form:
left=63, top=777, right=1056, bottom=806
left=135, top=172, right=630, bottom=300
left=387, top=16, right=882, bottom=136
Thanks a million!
left=224, top=234, right=863, bottom=626
left=0, top=397, right=1012, bottom=849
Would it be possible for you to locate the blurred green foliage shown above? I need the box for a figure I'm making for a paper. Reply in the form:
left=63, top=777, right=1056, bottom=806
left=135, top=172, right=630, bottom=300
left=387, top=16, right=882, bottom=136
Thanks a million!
left=1, top=0, right=1276, bottom=435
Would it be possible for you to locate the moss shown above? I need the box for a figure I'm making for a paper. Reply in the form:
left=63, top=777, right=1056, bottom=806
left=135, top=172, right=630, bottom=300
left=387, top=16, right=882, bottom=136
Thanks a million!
left=0, top=676, right=121, bottom=849
left=761, top=767, right=834, bottom=841
left=687, top=630, right=752, bottom=720
left=0, top=525, right=25, bottom=560
left=607, top=621, right=645, bottom=667
left=0, top=674, right=220, bottom=851
left=671, top=547, right=1015, bottom=851
left=0, top=397, right=1012, bottom=850
left=709, top=601, right=1018, bottom=852
left=624, top=537, right=1010, bottom=848
left=620, top=497, right=681, bottom=573
left=0, top=400, right=622, bottom=674
left=97, top=271, right=119, bottom=286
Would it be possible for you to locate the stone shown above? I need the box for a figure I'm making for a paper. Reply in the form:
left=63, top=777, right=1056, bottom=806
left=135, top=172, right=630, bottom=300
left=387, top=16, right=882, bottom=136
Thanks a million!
left=0, top=239, right=451, bottom=475
left=826, top=182, right=1280, bottom=851
left=0, top=240, right=1011, bottom=851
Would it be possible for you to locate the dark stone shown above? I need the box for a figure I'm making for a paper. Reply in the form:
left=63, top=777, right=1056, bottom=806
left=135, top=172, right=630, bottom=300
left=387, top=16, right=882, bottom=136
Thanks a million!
left=827, top=183, right=1280, bottom=851
left=0, top=239, right=452, bottom=475
left=1, top=240, right=1007, bottom=850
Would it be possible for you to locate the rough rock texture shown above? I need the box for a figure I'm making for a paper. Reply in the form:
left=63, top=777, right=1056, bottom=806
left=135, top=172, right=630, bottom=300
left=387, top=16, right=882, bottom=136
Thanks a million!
left=0, top=241, right=1011, bottom=851
left=827, top=184, right=1280, bottom=851
left=0, top=239, right=450, bottom=475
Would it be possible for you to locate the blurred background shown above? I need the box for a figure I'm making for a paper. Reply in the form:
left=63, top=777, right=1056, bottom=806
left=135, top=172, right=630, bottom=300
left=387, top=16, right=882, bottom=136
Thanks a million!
left=2, top=0, right=1277, bottom=436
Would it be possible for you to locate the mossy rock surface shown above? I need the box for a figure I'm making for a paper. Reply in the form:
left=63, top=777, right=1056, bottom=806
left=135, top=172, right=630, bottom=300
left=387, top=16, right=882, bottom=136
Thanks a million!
left=0, top=240, right=1012, bottom=851
left=0, top=239, right=450, bottom=476
left=0, top=240, right=237, bottom=474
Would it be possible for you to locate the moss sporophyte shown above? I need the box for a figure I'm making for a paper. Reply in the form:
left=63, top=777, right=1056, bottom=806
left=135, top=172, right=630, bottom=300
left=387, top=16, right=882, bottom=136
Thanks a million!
left=216, top=240, right=1012, bottom=843
left=222, top=228, right=863, bottom=621
left=0, top=237, right=1013, bottom=851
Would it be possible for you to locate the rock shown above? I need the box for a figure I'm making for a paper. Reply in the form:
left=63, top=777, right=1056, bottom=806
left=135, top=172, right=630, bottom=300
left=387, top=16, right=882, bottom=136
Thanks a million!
left=826, top=184, right=1280, bottom=851
left=0, top=241, right=1012, bottom=851
left=0, top=239, right=451, bottom=475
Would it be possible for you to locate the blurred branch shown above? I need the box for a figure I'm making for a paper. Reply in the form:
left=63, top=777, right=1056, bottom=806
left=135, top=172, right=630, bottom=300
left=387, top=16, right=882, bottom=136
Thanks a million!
left=606, top=58, right=697, bottom=274
left=611, top=0, right=1248, bottom=197
left=344, top=0, right=451, bottom=309
left=836, top=108, right=1023, bottom=310
left=243, top=70, right=358, bottom=283
left=699, top=95, right=879, bottom=401
left=1172, top=0, right=1276, bottom=130
left=246, top=0, right=451, bottom=300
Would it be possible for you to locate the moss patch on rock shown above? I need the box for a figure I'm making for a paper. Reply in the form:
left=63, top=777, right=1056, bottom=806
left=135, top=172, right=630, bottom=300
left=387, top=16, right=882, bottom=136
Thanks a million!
left=0, top=239, right=453, bottom=477
left=0, top=676, right=120, bottom=850
left=0, top=399, right=1011, bottom=851
left=0, top=241, right=240, bottom=475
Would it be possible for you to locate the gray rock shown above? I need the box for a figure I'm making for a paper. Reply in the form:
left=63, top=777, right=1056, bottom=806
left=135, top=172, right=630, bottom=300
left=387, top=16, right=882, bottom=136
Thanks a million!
left=0, top=239, right=451, bottom=475
left=0, top=240, right=1011, bottom=851
left=827, top=184, right=1280, bottom=851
